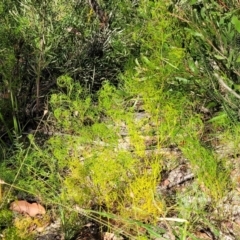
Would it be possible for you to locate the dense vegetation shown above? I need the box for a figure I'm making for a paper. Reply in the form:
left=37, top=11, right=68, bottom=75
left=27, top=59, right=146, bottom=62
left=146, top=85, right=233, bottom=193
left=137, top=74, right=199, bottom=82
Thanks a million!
left=1, top=0, right=240, bottom=239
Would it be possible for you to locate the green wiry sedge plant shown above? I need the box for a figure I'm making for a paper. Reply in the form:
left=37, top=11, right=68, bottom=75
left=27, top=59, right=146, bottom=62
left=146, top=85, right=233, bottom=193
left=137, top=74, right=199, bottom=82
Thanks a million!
left=175, top=180, right=226, bottom=240
left=61, top=149, right=165, bottom=235
left=44, top=75, right=167, bottom=236
left=90, top=1, right=190, bottom=237
left=4, top=0, right=237, bottom=238
left=98, top=81, right=130, bottom=121
left=85, top=210, right=169, bottom=239
left=0, top=88, right=21, bottom=152
left=0, top=52, right=21, bottom=143
left=11, top=0, right=55, bottom=113
left=219, top=123, right=240, bottom=157
left=177, top=116, right=230, bottom=202
left=0, top=112, right=14, bottom=144
left=121, top=0, right=186, bottom=119
left=50, top=75, right=98, bottom=133
left=0, top=106, right=67, bottom=208
left=175, top=181, right=211, bottom=234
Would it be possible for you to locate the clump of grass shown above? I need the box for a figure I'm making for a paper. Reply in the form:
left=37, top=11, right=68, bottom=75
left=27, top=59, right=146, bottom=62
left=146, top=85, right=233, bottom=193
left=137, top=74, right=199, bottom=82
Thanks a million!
left=176, top=116, right=230, bottom=202
left=43, top=75, right=171, bottom=236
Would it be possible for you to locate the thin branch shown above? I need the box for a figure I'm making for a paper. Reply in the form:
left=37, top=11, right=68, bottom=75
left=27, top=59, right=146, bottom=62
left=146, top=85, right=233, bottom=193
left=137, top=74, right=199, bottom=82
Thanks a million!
left=213, top=72, right=240, bottom=100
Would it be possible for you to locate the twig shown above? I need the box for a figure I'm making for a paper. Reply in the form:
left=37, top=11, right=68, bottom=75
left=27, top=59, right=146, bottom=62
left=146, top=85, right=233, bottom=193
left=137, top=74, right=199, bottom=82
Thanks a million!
left=166, top=173, right=195, bottom=189
left=213, top=72, right=240, bottom=100
left=158, top=217, right=188, bottom=223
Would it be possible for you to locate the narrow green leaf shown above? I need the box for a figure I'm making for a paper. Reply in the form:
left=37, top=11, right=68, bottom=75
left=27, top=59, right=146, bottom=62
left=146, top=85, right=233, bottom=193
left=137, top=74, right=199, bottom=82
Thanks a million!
left=192, top=31, right=203, bottom=37
left=190, top=0, right=198, bottom=4
left=231, top=16, right=240, bottom=33
left=141, top=55, right=152, bottom=67
left=175, top=77, right=190, bottom=84
left=208, top=113, right=227, bottom=123
left=233, top=84, right=240, bottom=91
left=231, top=16, right=239, bottom=25
left=214, top=55, right=226, bottom=60
left=188, top=59, right=198, bottom=73
left=200, top=7, right=206, bottom=19
left=135, top=58, right=140, bottom=67
left=236, top=56, right=240, bottom=62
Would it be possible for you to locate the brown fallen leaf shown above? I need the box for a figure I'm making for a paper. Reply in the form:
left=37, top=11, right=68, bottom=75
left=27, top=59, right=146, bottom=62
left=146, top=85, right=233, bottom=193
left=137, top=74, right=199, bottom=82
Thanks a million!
left=10, top=200, right=46, bottom=217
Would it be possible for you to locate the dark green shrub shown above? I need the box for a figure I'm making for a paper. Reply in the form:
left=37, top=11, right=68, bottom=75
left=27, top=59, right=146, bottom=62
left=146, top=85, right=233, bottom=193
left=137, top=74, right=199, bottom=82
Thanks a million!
left=171, top=0, right=240, bottom=121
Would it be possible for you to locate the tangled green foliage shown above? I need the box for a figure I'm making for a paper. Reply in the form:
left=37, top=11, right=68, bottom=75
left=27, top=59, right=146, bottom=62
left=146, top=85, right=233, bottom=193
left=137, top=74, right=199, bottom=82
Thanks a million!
left=0, top=0, right=139, bottom=150
left=1, top=0, right=239, bottom=239
left=171, top=0, right=240, bottom=121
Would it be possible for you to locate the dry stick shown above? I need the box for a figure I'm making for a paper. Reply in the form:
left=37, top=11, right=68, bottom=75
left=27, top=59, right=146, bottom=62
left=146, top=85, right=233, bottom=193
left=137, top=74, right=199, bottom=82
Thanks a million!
left=168, top=13, right=190, bottom=23
left=166, top=173, right=195, bottom=190
left=88, top=0, right=108, bottom=27
left=213, top=72, right=240, bottom=100
left=36, top=38, right=44, bottom=116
